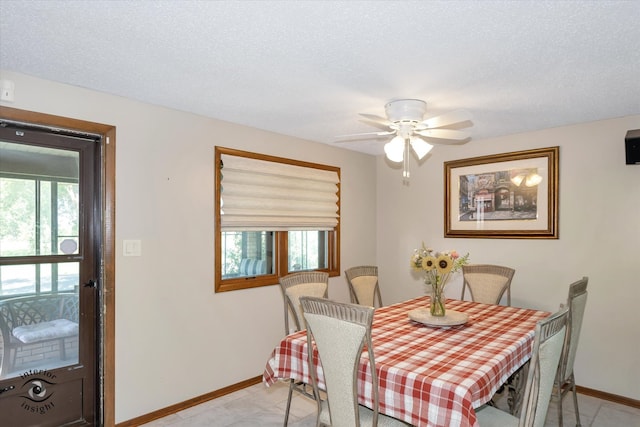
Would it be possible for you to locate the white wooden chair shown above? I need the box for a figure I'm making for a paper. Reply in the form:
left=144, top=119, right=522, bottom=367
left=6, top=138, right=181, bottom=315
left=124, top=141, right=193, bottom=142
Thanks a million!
left=345, top=265, right=383, bottom=308
left=300, top=296, right=409, bottom=427
left=278, top=271, right=329, bottom=426
left=555, top=277, right=589, bottom=427
left=475, top=306, right=569, bottom=427
left=461, top=264, right=515, bottom=305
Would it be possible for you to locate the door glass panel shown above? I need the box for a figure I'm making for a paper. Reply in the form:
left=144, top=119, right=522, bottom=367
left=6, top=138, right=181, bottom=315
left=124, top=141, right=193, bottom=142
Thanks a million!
left=0, top=141, right=80, bottom=379
left=0, top=263, right=79, bottom=297
left=56, top=262, right=79, bottom=292
left=0, top=177, right=36, bottom=256
left=0, top=264, right=37, bottom=296
left=0, top=142, right=79, bottom=257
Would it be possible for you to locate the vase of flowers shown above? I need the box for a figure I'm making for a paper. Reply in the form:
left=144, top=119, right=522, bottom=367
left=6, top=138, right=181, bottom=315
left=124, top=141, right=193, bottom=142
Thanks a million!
left=411, top=243, right=469, bottom=316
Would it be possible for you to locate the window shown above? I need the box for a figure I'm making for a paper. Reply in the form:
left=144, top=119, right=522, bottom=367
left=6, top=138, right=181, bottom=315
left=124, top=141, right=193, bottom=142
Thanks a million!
left=214, top=147, right=340, bottom=292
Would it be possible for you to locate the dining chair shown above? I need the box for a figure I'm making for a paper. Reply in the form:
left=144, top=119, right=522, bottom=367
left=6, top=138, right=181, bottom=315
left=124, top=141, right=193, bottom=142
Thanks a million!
left=555, top=277, right=589, bottom=427
left=461, top=264, right=516, bottom=306
left=344, top=265, right=383, bottom=308
left=475, top=306, right=569, bottom=427
left=278, top=271, right=329, bottom=426
left=299, top=296, right=409, bottom=427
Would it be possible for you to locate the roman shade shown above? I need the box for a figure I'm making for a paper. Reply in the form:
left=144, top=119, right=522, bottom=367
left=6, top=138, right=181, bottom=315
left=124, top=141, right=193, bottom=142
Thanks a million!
left=220, top=153, right=340, bottom=231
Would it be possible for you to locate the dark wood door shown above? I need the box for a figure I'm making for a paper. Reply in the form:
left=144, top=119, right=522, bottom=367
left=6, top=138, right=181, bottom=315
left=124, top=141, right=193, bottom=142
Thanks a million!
left=0, top=125, right=100, bottom=426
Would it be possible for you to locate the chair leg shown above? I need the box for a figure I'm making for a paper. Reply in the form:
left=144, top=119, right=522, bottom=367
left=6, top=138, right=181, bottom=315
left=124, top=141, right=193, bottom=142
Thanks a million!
left=570, top=374, right=582, bottom=427
left=557, top=381, right=564, bottom=427
left=507, top=362, right=528, bottom=416
left=283, top=379, right=294, bottom=427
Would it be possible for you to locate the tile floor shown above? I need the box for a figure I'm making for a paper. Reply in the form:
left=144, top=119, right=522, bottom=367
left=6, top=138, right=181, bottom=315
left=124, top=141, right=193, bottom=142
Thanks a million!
left=140, top=380, right=640, bottom=427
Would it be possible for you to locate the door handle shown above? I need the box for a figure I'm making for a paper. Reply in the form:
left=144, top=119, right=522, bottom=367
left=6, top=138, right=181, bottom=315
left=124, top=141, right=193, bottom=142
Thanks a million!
left=84, top=279, right=97, bottom=288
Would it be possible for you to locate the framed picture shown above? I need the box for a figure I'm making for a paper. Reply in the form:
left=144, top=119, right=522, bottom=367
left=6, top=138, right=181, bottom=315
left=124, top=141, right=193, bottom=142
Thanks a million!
left=444, top=146, right=559, bottom=239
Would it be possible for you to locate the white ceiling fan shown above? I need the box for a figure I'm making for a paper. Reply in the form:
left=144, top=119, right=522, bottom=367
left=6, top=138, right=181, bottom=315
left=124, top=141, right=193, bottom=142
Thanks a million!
left=337, top=99, right=472, bottom=179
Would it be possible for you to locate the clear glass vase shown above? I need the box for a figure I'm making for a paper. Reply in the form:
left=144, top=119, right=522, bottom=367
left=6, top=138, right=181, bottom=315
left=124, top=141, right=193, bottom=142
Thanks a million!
left=430, top=284, right=446, bottom=317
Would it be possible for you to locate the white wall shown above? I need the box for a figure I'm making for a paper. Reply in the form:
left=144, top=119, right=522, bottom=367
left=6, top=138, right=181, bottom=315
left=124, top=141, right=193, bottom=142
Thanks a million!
left=376, top=115, right=640, bottom=400
left=0, top=70, right=377, bottom=422
left=2, top=69, right=638, bottom=419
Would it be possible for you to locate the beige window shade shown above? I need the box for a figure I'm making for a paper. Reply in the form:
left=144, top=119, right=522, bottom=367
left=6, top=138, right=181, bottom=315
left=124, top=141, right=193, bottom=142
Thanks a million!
left=220, top=154, right=340, bottom=231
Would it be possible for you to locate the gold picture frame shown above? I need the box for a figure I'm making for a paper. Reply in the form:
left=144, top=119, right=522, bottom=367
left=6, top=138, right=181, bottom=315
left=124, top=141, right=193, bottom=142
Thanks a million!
left=445, top=146, right=559, bottom=239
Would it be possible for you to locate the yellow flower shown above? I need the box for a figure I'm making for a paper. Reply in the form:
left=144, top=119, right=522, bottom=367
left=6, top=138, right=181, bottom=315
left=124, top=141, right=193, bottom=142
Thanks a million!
left=421, top=256, right=437, bottom=271
left=410, top=243, right=470, bottom=288
left=436, top=255, right=453, bottom=274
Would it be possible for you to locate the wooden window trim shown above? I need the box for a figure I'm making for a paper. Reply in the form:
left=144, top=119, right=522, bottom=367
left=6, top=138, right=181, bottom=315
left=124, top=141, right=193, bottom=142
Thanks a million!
left=214, top=147, right=340, bottom=292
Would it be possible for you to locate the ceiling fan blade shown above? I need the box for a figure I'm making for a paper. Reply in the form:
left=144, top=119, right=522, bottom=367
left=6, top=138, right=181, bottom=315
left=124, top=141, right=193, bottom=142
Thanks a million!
left=421, top=110, right=472, bottom=129
left=334, top=130, right=395, bottom=140
left=359, top=113, right=392, bottom=127
left=415, top=129, right=471, bottom=140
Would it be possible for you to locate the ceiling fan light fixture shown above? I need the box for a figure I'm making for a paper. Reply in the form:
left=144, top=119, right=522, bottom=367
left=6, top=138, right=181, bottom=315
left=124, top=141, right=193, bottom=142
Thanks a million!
left=384, top=135, right=405, bottom=162
left=409, top=137, right=433, bottom=160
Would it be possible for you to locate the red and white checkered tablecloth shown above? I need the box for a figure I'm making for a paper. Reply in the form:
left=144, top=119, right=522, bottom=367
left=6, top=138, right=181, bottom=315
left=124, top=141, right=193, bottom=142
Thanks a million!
left=263, top=296, right=550, bottom=427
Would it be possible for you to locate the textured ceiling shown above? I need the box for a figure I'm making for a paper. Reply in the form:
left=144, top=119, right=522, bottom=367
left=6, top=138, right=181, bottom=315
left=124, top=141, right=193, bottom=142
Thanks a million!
left=1, top=1, right=639, bottom=155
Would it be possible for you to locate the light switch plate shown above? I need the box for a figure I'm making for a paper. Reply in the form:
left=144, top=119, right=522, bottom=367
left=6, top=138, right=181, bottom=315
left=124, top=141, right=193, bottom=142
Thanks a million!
left=0, top=79, right=15, bottom=102
left=123, top=239, right=142, bottom=256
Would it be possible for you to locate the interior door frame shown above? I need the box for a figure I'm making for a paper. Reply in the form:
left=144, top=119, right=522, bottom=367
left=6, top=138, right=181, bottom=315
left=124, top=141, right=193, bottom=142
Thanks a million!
left=0, top=106, right=116, bottom=425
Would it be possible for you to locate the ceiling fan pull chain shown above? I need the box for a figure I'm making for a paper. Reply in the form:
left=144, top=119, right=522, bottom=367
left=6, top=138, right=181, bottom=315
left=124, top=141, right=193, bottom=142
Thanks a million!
left=403, top=139, right=410, bottom=179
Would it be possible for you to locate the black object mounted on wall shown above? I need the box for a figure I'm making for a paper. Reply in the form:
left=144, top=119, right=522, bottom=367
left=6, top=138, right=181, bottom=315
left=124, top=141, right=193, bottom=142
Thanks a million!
left=626, top=129, right=640, bottom=165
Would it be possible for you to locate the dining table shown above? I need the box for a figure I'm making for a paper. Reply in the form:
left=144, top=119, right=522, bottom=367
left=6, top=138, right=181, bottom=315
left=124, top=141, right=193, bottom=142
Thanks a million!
left=263, top=295, right=550, bottom=427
